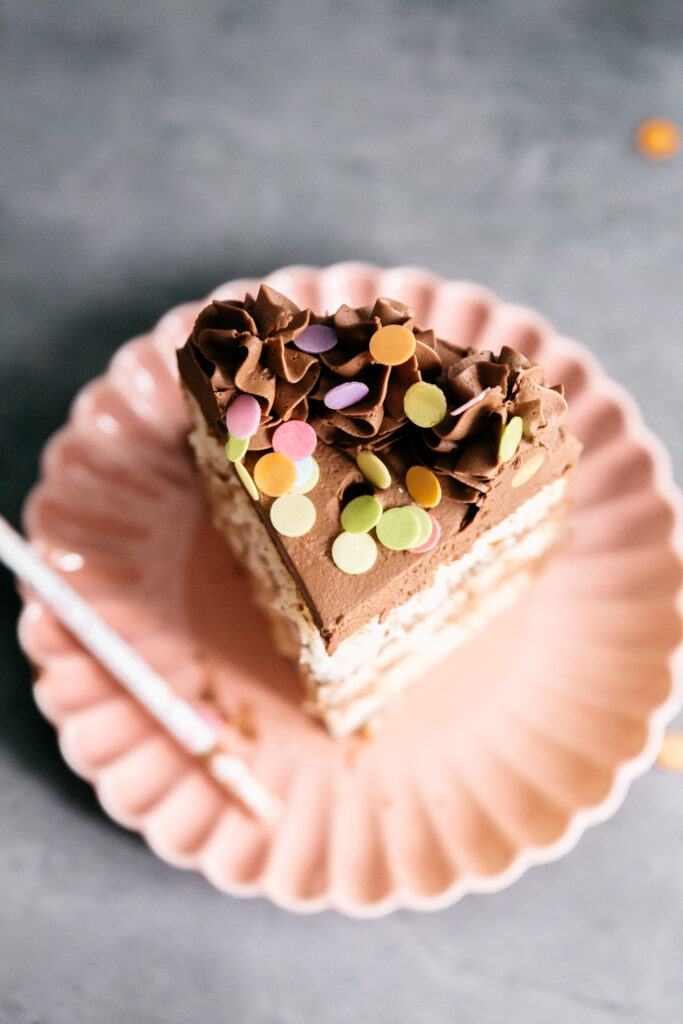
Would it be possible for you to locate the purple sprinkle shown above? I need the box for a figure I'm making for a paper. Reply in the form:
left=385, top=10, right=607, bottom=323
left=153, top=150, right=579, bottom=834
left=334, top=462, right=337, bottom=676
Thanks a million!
left=450, top=387, right=491, bottom=417
left=324, top=381, right=370, bottom=411
left=294, top=325, right=338, bottom=354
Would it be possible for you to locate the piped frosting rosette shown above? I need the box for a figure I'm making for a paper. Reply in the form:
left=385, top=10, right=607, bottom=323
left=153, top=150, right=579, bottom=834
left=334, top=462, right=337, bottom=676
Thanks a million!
left=413, top=347, right=568, bottom=504
left=307, top=298, right=442, bottom=451
left=182, top=285, right=319, bottom=449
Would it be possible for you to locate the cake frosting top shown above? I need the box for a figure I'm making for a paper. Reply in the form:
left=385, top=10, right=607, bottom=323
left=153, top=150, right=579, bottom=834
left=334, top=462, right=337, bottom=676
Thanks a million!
left=179, top=285, right=567, bottom=505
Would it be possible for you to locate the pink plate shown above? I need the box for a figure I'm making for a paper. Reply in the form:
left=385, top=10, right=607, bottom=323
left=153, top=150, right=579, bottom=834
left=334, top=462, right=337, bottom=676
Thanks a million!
left=19, top=264, right=683, bottom=916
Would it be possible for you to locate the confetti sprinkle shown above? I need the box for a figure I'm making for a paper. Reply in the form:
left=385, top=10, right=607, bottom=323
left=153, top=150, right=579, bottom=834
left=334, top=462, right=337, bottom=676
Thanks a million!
left=269, top=493, right=317, bottom=537
left=656, top=730, right=683, bottom=773
left=234, top=460, right=259, bottom=501
left=324, top=381, right=370, bottom=410
left=340, top=494, right=383, bottom=534
left=635, top=117, right=681, bottom=162
left=499, top=416, right=523, bottom=463
left=294, top=324, right=338, bottom=354
left=408, top=513, right=441, bottom=554
left=253, top=452, right=297, bottom=496
left=272, top=420, right=317, bottom=462
left=292, top=455, right=314, bottom=486
left=403, top=382, right=447, bottom=428
left=225, top=434, right=249, bottom=462
left=290, top=457, right=320, bottom=494
left=406, top=465, right=442, bottom=508
left=331, top=531, right=378, bottom=575
left=409, top=506, right=432, bottom=547
left=225, top=394, right=261, bottom=439
left=376, top=507, right=422, bottom=551
left=511, top=452, right=545, bottom=488
left=369, top=324, right=416, bottom=366
left=450, top=387, right=491, bottom=417
left=356, top=451, right=392, bottom=489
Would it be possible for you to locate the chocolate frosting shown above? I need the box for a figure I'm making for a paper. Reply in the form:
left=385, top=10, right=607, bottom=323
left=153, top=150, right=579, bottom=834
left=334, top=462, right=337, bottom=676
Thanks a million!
left=178, top=286, right=568, bottom=506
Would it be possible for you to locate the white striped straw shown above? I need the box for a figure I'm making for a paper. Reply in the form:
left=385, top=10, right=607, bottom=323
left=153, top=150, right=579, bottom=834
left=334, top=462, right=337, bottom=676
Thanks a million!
left=0, top=517, right=282, bottom=823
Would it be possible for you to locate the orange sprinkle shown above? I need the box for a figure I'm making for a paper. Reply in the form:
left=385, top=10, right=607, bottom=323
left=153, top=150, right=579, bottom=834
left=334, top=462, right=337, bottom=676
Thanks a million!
left=656, top=730, right=683, bottom=773
left=635, top=118, right=681, bottom=161
left=369, top=324, right=416, bottom=367
left=406, top=465, right=442, bottom=508
left=253, top=452, right=296, bottom=497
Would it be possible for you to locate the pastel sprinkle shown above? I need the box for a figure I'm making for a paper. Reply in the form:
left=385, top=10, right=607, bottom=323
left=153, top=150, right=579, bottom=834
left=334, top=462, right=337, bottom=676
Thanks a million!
left=269, top=493, right=316, bottom=537
left=290, top=457, right=320, bottom=494
left=272, top=420, right=317, bottom=461
left=293, top=455, right=314, bottom=487
left=225, top=394, right=261, bottom=439
left=406, top=465, right=442, bottom=508
left=340, top=494, right=383, bottom=534
left=253, top=452, right=297, bottom=496
left=225, top=434, right=249, bottom=462
left=376, top=506, right=422, bottom=551
left=234, top=460, right=259, bottom=501
left=450, top=387, right=491, bottom=417
left=511, top=452, right=545, bottom=488
left=369, top=324, right=416, bottom=366
left=409, top=513, right=441, bottom=554
left=409, top=506, right=432, bottom=547
left=332, top=531, right=378, bottom=575
left=498, top=416, right=523, bottom=463
left=294, top=324, right=338, bottom=354
left=403, top=381, right=447, bottom=428
left=324, top=381, right=370, bottom=410
left=356, top=451, right=392, bottom=489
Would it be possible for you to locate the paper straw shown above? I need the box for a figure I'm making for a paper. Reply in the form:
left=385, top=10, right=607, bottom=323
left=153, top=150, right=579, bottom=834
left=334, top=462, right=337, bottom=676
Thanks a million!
left=0, top=517, right=281, bottom=822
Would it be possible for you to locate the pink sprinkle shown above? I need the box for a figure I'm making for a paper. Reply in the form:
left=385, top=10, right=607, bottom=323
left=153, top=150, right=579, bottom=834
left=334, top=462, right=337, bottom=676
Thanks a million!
left=450, top=387, right=491, bottom=417
left=272, top=420, right=317, bottom=461
left=409, top=513, right=441, bottom=554
left=294, top=324, right=338, bottom=354
left=324, top=381, right=370, bottom=410
left=226, top=394, right=261, bottom=439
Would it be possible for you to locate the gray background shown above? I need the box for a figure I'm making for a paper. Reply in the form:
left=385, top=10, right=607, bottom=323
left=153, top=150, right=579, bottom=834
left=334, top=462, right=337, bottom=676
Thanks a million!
left=1, top=1, right=682, bottom=1022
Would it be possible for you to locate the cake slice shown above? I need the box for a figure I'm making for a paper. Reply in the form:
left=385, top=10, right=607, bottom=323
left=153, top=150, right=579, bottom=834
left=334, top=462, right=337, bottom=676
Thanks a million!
left=177, top=285, right=581, bottom=737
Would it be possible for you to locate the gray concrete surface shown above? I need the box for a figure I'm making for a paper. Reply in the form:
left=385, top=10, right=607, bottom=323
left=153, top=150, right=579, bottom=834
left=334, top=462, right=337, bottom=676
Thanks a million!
left=1, top=2, right=682, bottom=1022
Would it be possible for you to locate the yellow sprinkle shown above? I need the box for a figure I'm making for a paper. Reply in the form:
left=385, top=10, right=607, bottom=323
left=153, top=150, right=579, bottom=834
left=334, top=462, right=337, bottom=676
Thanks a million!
left=656, top=730, right=683, bottom=773
left=233, top=460, right=259, bottom=501
left=269, top=493, right=316, bottom=537
left=511, top=452, right=545, bottom=488
left=356, top=451, right=392, bottom=489
left=635, top=117, right=681, bottom=162
left=406, top=465, right=442, bottom=508
left=331, top=531, right=378, bottom=575
left=253, top=452, right=297, bottom=497
left=369, top=324, right=416, bottom=366
left=403, top=382, right=447, bottom=429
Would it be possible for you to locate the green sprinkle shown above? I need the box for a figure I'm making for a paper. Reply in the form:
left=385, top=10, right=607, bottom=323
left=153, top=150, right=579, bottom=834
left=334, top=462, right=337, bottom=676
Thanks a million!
left=498, top=416, right=523, bottom=463
left=226, top=433, right=249, bottom=462
left=409, top=506, right=432, bottom=547
left=340, top=495, right=383, bottom=534
left=403, top=381, right=447, bottom=429
left=376, top=507, right=422, bottom=551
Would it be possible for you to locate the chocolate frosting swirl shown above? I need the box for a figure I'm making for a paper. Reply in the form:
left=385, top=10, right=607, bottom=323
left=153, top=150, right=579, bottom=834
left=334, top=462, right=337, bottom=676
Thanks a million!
left=178, top=286, right=568, bottom=509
